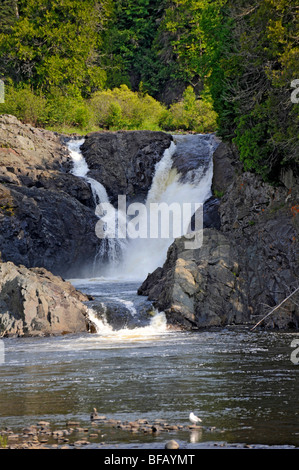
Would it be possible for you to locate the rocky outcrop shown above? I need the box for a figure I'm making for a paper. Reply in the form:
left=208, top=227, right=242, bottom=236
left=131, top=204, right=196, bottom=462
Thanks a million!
left=218, top=169, right=299, bottom=329
left=138, top=229, right=249, bottom=329
left=0, top=115, right=99, bottom=277
left=0, top=261, right=91, bottom=337
left=139, top=142, right=299, bottom=330
left=80, top=130, right=173, bottom=205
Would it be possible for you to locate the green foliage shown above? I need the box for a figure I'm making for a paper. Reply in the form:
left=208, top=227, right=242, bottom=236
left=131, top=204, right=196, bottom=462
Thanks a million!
left=100, top=0, right=165, bottom=95
left=205, top=0, right=299, bottom=180
left=45, top=88, right=94, bottom=129
left=163, top=86, right=217, bottom=133
left=0, top=0, right=18, bottom=33
left=89, top=84, right=166, bottom=130
left=0, top=82, right=47, bottom=126
left=0, top=0, right=109, bottom=95
left=0, top=0, right=297, bottom=181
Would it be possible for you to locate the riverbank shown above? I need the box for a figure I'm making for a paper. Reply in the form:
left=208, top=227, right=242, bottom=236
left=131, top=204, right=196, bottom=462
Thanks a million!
left=1, top=416, right=297, bottom=450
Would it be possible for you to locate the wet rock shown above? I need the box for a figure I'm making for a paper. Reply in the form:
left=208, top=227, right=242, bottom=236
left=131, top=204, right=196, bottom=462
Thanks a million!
left=74, top=439, right=90, bottom=446
left=37, top=421, right=50, bottom=427
left=66, top=421, right=80, bottom=427
left=165, top=440, right=180, bottom=449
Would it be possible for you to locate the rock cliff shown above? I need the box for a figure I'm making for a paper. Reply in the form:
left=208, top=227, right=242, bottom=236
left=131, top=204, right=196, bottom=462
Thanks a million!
left=0, top=115, right=98, bottom=277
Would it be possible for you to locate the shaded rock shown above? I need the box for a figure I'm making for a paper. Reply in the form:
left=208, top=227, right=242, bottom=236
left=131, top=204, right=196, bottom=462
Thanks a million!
left=219, top=170, right=299, bottom=329
left=212, top=141, right=241, bottom=195
left=0, top=183, right=99, bottom=278
left=0, top=261, right=90, bottom=337
left=193, top=196, right=221, bottom=230
left=80, top=130, right=173, bottom=205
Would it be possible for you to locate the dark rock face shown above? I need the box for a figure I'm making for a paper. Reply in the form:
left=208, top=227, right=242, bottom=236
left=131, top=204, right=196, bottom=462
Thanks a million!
left=0, top=184, right=99, bottom=277
left=80, top=130, right=173, bottom=205
left=211, top=141, right=241, bottom=195
left=218, top=170, right=299, bottom=329
left=0, top=261, right=91, bottom=337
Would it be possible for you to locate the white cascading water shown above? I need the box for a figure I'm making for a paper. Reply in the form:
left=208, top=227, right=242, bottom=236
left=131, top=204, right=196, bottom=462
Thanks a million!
left=118, top=136, right=214, bottom=280
left=87, top=308, right=167, bottom=340
left=67, top=139, right=127, bottom=267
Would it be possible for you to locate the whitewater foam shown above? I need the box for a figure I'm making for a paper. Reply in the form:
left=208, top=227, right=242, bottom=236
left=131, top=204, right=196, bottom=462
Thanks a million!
left=87, top=308, right=167, bottom=341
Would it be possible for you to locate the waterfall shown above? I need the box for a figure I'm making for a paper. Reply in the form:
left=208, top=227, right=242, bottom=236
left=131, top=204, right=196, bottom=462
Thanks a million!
left=67, top=139, right=127, bottom=268
left=67, top=133, right=216, bottom=280
left=114, top=134, right=216, bottom=280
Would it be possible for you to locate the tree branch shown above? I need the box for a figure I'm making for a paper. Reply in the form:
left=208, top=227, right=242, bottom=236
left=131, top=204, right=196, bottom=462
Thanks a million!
left=251, top=287, right=299, bottom=331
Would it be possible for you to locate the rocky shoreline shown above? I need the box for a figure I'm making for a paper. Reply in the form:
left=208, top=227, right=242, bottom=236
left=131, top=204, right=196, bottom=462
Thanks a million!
left=0, top=415, right=297, bottom=450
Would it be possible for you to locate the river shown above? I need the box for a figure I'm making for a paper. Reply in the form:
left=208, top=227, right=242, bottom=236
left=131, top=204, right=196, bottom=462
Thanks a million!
left=0, top=278, right=298, bottom=449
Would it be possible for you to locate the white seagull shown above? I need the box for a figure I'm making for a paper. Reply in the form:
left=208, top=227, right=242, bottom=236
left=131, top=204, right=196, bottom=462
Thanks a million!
left=189, top=412, right=202, bottom=425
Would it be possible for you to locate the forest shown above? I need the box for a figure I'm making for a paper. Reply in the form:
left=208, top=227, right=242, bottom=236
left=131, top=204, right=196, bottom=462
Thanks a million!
left=0, top=0, right=298, bottom=181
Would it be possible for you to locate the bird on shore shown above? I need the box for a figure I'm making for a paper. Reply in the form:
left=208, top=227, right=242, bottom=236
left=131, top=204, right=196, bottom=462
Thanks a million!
left=90, top=407, right=98, bottom=420
left=189, top=412, right=202, bottom=425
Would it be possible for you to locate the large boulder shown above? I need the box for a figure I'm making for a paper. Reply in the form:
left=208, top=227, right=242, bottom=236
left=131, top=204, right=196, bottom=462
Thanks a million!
left=0, top=261, right=91, bottom=337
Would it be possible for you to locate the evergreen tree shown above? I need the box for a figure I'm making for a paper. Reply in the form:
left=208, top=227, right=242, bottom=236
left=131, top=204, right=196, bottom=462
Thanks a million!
left=0, top=0, right=111, bottom=95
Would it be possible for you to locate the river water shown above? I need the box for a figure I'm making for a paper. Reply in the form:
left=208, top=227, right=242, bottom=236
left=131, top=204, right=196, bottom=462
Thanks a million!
left=0, top=279, right=298, bottom=449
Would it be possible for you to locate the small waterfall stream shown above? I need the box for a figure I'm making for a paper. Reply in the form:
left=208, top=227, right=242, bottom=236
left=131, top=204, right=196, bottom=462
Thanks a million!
left=67, top=139, right=127, bottom=267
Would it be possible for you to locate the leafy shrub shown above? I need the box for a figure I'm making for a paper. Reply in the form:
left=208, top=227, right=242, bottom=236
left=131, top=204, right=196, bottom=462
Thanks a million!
left=0, top=83, right=47, bottom=127
left=45, top=88, right=94, bottom=129
left=89, top=84, right=166, bottom=130
left=163, top=86, right=217, bottom=133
